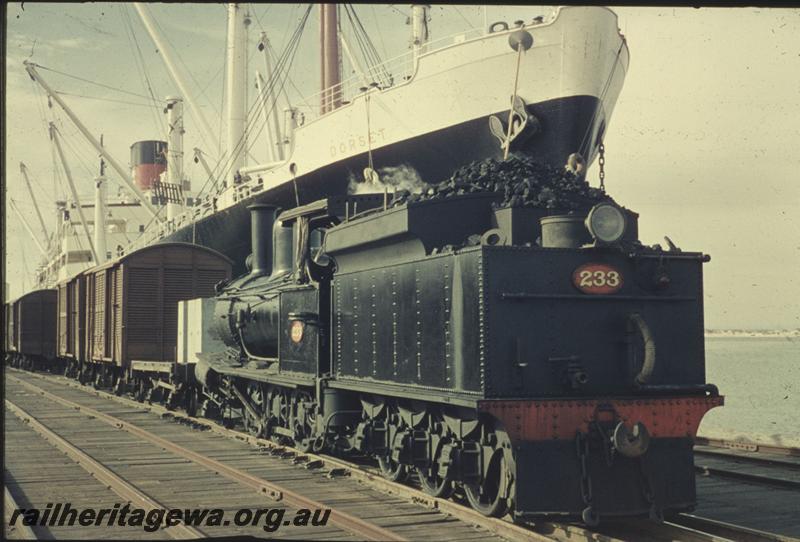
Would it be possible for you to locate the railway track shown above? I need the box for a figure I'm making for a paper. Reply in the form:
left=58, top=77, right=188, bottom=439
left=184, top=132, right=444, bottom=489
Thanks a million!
left=5, top=368, right=795, bottom=542
left=5, top=371, right=501, bottom=541
left=693, top=445, right=800, bottom=490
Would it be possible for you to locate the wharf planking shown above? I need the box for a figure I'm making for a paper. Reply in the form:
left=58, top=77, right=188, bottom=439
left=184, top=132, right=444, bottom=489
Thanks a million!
left=4, top=373, right=507, bottom=541
left=7, top=368, right=799, bottom=542
left=4, top=410, right=166, bottom=540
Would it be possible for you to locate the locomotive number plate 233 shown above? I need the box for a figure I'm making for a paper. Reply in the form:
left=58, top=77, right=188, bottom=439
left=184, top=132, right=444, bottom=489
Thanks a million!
left=572, top=263, right=623, bottom=294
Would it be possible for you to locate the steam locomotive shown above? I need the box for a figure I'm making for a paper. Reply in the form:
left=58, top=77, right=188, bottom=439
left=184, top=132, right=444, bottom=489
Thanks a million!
left=5, top=177, right=723, bottom=525
left=189, top=187, right=723, bottom=524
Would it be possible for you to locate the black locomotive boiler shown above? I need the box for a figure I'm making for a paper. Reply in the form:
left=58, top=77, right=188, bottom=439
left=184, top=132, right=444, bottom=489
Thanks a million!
left=192, top=183, right=723, bottom=524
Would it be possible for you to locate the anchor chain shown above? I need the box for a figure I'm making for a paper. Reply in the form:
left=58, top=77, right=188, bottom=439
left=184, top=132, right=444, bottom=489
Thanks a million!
left=598, top=141, right=606, bottom=192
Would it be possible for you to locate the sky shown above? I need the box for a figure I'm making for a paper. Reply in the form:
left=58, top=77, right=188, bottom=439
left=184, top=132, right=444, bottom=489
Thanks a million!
left=4, top=4, right=800, bottom=330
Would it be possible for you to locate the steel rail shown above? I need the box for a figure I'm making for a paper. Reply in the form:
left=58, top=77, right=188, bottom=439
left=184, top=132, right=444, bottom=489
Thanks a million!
left=8, top=369, right=556, bottom=542
left=694, top=464, right=800, bottom=490
left=6, top=374, right=405, bottom=542
left=5, top=399, right=204, bottom=540
left=672, top=514, right=797, bottom=542
left=596, top=519, right=733, bottom=542
left=10, top=369, right=796, bottom=542
left=695, top=448, right=800, bottom=469
left=4, top=486, right=38, bottom=540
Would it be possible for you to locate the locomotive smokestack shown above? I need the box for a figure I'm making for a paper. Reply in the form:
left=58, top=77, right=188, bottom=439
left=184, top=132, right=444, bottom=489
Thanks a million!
left=248, top=204, right=278, bottom=276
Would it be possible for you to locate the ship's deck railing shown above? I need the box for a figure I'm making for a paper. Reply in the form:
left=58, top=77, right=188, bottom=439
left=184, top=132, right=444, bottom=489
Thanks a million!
left=295, top=26, right=487, bottom=121
left=123, top=197, right=216, bottom=256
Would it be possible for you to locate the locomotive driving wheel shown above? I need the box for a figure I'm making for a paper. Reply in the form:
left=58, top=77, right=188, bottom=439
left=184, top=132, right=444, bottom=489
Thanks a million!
left=418, top=464, right=453, bottom=498
left=242, top=383, right=265, bottom=436
left=377, top=402, right=409, bottom=482
left=465, top=430, right=514, bottom=518
left=291, top=392, right=317, bottom=453
left=113, top=374, right=125, bottom=396
left=242, top=409, right=263, bottom=436
left=418, top=417, right=453, bottom=498
left=135, top=379, right=147, bottom=402
left=185, top=387, right=199, bottom=417
left=378, top=457, right=408, bottom=482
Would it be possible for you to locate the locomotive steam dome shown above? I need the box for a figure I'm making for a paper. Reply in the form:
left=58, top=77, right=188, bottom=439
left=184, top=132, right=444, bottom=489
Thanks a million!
left=130, top=140, right=168, bottom=191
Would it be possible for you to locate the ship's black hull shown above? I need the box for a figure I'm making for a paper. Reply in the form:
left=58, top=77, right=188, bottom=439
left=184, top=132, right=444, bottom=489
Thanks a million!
left=162, top=94, right=604, bottom=274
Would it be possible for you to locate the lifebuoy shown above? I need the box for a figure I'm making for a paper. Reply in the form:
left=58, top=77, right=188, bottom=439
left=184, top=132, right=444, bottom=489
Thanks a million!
left=489, top=21, right=509, bottom=33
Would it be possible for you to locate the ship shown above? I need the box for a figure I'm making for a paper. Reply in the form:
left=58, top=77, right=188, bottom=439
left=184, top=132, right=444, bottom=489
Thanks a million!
left=23, top=4, right=629, bottom=281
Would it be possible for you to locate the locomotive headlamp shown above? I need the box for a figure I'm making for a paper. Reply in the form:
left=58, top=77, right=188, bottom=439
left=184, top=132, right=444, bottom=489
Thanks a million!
left=585, top=203, right=626, bottom=244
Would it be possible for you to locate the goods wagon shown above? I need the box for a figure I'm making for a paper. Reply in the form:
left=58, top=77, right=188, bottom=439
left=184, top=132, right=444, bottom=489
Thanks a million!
left=5, top=289, right=58, bottom=370
left=80, top=243, right=232, bottom=395
left=58, top=272, right=88, bottom=378
left=4, top=302, right=14, bottom=356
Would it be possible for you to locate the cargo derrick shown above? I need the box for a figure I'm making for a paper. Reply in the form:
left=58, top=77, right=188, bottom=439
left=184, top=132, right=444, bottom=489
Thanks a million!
left=191, top=157, right=723, bottom=525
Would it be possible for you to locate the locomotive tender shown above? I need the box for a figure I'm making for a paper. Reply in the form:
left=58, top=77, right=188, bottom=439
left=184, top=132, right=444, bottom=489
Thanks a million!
left=189, top=189, right=723, bottom=524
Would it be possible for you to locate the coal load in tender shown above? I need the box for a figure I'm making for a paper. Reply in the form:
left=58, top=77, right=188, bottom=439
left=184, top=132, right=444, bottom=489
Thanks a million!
left=391, top=153, right=616, bottom=213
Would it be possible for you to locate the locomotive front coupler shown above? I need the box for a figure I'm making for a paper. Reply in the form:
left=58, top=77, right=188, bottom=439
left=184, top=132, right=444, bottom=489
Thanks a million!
left=581, top=404, right=653, bottom=471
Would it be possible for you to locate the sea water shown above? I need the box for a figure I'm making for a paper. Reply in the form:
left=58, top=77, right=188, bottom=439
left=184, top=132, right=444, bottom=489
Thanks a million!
left=699, top=337, right=800, bottom=447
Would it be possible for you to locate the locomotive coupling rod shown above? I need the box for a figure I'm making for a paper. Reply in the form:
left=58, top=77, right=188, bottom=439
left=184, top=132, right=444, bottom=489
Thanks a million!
left=7, top=375, right=406, bottom=542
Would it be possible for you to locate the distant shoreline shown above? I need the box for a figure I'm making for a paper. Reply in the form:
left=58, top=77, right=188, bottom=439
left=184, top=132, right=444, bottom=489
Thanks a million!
left=705, top=330, right=799, bottom=339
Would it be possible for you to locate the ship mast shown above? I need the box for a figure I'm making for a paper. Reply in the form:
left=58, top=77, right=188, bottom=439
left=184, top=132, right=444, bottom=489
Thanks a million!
left=226, top=3, right=250, bottom=182
left=410, top=5, right=430, bottom=62
left=50, top=123, right=100, bottom=265
left=94, top=136, right=108, bottom=264
left=19, top=162, right=50, bottom=247
left=133, top=2, right=218, bottom=157
left=257, top=32, right=285, bottom=162
left=165, top=96, right=185, bottom=221
left=320, top=4, right=341, bottom=115
left=9, top=199, right=48, bottom=258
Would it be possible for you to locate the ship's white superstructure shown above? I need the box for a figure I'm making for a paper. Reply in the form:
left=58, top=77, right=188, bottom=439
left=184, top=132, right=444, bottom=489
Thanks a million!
left=35, top=196, right=152, bottom=287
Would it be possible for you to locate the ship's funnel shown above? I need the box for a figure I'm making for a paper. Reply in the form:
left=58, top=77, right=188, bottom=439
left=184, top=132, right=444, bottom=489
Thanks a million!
left=130, top=140, right=168, bottom=191
left=248, top=204, right=278, bottom=277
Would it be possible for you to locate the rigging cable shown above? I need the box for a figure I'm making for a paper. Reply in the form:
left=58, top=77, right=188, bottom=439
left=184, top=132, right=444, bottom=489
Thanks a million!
left=344, top=5, right=391, bottom=86
left=453, top=6, right=477, bottom=30
left=218, top=31, right=227, bottom=160
left=148, top=7, right=222, bottom=121
left=35, top=63, right=154, bottom=101
left=575, top=40, right=626, bottom=167
left=55, top=91, right=160, bottom=108
left=29, top=78, right=60, bottom=202
left=368, top=5, right=389, bottom=60
left=120, top=4, right=168, bottom=141
left=196, top=4, right=313, bottom=200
